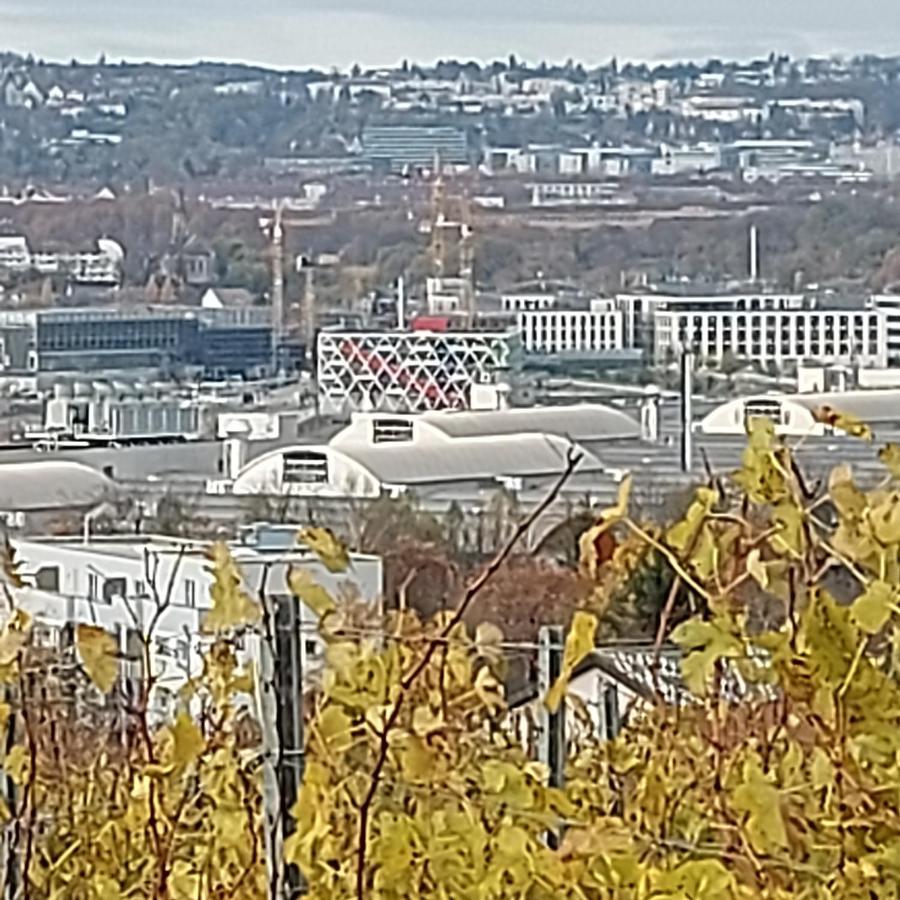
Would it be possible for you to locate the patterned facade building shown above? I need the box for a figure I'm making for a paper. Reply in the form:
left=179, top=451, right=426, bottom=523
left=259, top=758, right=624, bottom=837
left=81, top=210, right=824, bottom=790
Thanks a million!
left=316, top=329, right=520, bottom=415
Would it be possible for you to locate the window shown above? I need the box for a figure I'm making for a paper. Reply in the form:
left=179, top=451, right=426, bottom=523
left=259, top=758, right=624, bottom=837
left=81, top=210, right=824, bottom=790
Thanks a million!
left=372, top=418, right=413, bottom=444
left=283, top=450, right=329, bottom=485
left=87, top=572, right=100, bottom=602
left=102, top=577, right=127, bottom=603
left=184, top=579, right=197, bottom=608
left=305, top=639, right=320, bottom=658
left=34, top=565, right=60, bottom=592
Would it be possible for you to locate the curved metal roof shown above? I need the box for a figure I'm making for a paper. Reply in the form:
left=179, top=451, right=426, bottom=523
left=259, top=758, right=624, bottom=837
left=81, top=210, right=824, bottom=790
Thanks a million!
left=337, top=434, right=603, bottom=485
left=701, top=389, right=900, bottom=431
left=419, top=404, right=640, bottom=442
left=237, top=434, right=604, bottom=490
left=0, top=461, right=114, bottom=511
left=789, top=390, right=900, bottom=423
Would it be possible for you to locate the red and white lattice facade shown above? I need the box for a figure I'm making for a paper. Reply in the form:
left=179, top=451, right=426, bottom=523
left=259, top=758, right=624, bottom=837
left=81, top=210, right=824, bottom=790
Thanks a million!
left=316, top=329, right=520, bottom=414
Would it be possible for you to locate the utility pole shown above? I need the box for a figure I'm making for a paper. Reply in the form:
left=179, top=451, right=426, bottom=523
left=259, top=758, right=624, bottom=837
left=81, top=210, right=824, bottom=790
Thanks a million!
left=259, top=592, right=305, bottom=899
left=1, top=685, right=18, bottom=900
left=275, top=595, right=304, bottom=898
left=269, top=200, right=285, bottom=375
left=538, top=625, right=565, bottom=848
left=680, top=344, right=694, bottom=474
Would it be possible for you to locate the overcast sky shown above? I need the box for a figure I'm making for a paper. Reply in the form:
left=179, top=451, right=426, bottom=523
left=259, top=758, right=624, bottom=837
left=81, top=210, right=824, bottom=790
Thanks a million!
left=3, top=0, right=899, bottom=68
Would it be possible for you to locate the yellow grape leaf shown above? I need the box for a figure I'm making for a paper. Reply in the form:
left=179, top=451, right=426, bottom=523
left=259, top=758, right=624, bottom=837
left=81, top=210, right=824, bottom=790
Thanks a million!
left=0, top=538, right=23, bottom=589
left=829, top=464, right=867, bottom=519
left=815, top=405, right=872, bottom=441
left=398, top=735, right=433, bottom=782
left=298, top=527, right=350, bottom=573
left=771, top=501, right=805, bottom=558
left=0, top=608, right=31, bottom=667
left=171, top=711, right=205, bottom=767
left=870, top=496, right=900, bottom=546
left=601, top=474, right=632, bottom=521
left=731, top=756, right=788, bottom=853
left=474, top=666, right=505, bottom=714
left=746, top=548, right=769, bottom=590
left=0, top=701, right=8, bottom=736
left=3, top=743, right=28, bottom=785
left=672, top=615, right=743, bottom=696
left=545, top=611, right=597, bottom=712
left=850, top=580, right=897, bottom=634
left=810, top=747, right=834, bottom=791
left=287, top=567, right=336, bottom=619
left=880, top=443, right=900, bottom=479
left=475, top=622, right=504, bottom=663
left=316, top=706, right=354, bottom=751
left=203, top=542, right=261, bottom=632
left=76, top=624, right=119, bottom=694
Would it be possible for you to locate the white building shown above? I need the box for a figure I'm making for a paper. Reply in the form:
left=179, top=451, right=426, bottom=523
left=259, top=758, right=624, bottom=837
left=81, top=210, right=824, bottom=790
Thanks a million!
left=651, top=143, right=722, bottom=176
left=12, top=526, right=383, bottom=717
left=316, top=328, right=518, bottom=415
left=500, top=292, right=557, bottom=312
left=530, top=182, right=618, bottom=208
left=230, top=404, right=639, bottom=505
left=872, top=294, right=900, bottom=362
left=614, top=292, right=807, bottom=349
left=517, top=305, right=625, bottom=355
left=652, top=306, right=887, bottom=368
left=0, top=235, right=123, bottom=285
left=699, top=389, right=900, bottom=437
left=0, top=236, right=31, bottom=270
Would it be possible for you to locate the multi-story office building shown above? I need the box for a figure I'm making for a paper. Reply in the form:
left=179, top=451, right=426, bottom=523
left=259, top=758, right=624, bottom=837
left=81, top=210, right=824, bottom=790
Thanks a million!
left=651, top=306, right=887, bottom=368
left=317, top=328, right=520, bottom=415
left=872, top=294, right=900, bottom=362
left=0, top=306, right=275, bottom=378
left=362, top=125, right=469, bottom=172
left=613, top=291, right=888, bottom=368
left=516, top=302, right=625, bottom=355
left=615, top=292, right=807, bottom=349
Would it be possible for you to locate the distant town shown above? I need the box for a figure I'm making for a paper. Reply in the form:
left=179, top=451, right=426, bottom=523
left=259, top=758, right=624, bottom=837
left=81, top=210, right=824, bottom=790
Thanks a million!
left=1, top=40, right=900, bottom=897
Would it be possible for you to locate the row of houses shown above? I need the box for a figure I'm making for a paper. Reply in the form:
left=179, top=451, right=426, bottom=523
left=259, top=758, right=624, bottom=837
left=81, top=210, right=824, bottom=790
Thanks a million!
left=0, top=234, right=124, bottom=285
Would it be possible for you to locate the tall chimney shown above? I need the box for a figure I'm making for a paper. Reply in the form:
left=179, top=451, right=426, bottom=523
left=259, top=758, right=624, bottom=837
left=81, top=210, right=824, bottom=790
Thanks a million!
left=396, top=276, right=406, bottom=330
left=749, top=224, right=760, bottom=284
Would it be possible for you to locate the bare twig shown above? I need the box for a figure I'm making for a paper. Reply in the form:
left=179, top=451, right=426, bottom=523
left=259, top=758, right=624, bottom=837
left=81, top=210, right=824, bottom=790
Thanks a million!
left=354, top=448, right=582, bottom=899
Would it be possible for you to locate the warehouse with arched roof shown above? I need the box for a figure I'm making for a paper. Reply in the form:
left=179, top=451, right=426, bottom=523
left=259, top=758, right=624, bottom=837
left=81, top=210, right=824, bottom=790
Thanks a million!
left=331, top=403, right=641, bottom=449
left=699, top=389, right=900, bottom=436
left=232, top=433, right=607, bottom=501
left=0, top=461, right=114, bottom=511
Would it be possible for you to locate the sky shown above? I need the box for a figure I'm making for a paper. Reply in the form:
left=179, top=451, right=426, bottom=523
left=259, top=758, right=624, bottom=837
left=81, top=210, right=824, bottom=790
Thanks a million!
left=3, top=0, right=899, bottom=69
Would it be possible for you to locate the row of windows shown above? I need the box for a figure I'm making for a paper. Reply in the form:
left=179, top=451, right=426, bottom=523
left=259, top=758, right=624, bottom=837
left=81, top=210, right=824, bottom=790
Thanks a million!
left=35, top=565, right=201, bottom=609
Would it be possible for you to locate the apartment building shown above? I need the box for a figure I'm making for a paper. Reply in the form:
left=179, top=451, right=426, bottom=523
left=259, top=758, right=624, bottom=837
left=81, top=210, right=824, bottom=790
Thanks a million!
left=13, top=525, right=383, bottom=718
